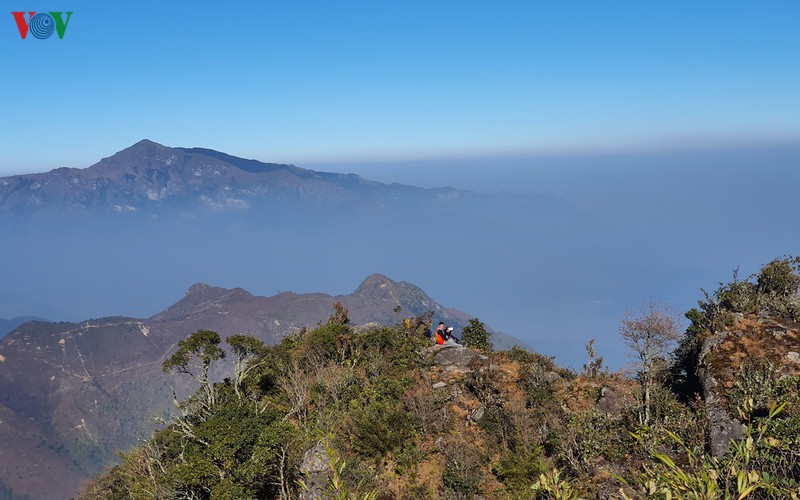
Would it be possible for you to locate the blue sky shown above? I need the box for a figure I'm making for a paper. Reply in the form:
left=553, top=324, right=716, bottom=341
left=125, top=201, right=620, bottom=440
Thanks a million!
left=2, top=1, right=799, bottom=174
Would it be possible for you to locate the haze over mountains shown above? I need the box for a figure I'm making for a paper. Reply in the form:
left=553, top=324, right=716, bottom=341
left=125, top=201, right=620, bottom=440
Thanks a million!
left=2, top=140, right=799, bottom=368
left=0, top=140, right=570, bottom=349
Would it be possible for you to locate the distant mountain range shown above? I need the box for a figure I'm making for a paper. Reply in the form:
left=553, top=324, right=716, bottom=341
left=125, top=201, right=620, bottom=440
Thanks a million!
left=0, top=274, right=527, bottom=500
left=0, top=139, right=496, bottom=215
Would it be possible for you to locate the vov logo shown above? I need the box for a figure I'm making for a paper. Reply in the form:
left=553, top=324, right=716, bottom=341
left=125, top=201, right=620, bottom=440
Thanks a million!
left=11, top=11, right=73, bottom=39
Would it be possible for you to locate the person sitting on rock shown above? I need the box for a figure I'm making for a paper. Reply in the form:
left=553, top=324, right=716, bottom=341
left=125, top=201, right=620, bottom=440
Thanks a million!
left=443, top=326, right=460, bottom=346
left=435, top=322, right=447, bottom=345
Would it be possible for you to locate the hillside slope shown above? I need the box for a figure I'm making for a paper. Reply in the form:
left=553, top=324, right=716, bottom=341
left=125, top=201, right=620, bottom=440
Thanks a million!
left=78, top=258, right=800, bottom=499
left=0, top=275, right=520, bottom=500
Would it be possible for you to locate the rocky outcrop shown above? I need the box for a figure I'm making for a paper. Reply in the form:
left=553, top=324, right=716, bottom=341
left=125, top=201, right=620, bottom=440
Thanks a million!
left=697, top=330, right=746, bottom=456
left=695, top=314, right=800, bottom=456
left=434, top=345, right=488, bottom=372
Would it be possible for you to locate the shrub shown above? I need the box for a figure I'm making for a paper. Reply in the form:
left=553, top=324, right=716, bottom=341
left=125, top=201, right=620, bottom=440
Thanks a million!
left=462, top=318, right=492, bottom=354
left=519, top=361, right=556, bottom=407
left=305, top=323, right=353, bottom=362
left=757, top=256, right=800, bottom=298
left=557, top=411, right=632, bottom=476
left=349, top=394, right=416, bottom=457
left=492, top=447, right=546, bottom=495
left=728, top=358, right=782, bottom=420
left=754, top=257, right=800, bottom=321
left=718, top=272, right=758, bottom=314
left=442, top=439, right=484, bottom=499
left=581, top=339, right=607, bottom=379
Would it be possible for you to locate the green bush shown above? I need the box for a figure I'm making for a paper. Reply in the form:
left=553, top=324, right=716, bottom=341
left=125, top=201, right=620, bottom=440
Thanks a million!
left=729, top=358, right=782, bottom=420
left=757, top=257, right=800, bottom=298
left=306, top=322, right=353, bottom=362
left=492, top=447, right=546, bottom=495
left=718, top=275, right=758, bottom=314
left=349, top=394, right=416, bottom=457
left=557, top=412, right=633, bottom=476
left=756, top=257, right=800, bottom=321
left=462, top=318, right=492, bottom=354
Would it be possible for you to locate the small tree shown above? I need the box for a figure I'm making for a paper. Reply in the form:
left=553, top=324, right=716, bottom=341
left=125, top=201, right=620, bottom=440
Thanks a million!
left=581, top=339, right=606, bottom=379
left=163, top=329, right=225, bottom=411
left=328, top=301, right=350, bottom=326
left=226, top=334, right=268, bottom=405
left=462, top=318, right=492, bottom=354
left=619, top=303, right=680, bottom=425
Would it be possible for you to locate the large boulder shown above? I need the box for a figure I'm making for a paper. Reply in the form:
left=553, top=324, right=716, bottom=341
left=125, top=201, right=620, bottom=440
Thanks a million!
left=434, top=345, right=487, bottom=371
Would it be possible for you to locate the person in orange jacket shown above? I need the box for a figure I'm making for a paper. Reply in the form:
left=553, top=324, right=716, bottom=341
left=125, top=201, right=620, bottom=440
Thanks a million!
left=434, top=322, right=446, bottom=344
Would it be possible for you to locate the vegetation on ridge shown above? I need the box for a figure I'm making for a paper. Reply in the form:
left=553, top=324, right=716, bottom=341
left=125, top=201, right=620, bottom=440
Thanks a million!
left=82, top=259, right=800, bottom=499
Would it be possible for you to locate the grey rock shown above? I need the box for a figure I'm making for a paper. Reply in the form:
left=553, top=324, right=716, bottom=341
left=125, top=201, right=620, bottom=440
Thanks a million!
left=770, top=326, right=789, bottom=339
left=787, top=351, right=800, bottom=365
left=299, top=442, right=329, bottom=499
left=434, top=345, right=487, bottom=369
left=469, top=406, right=486, bottom=422
left=698, top=331, right=728, bottom=361
left=432, top=381, right=448, bottom=390
left=596, top=386, right=624, bottom=417
left=707, top=406, right=745, bottom=457
left=352, top=322, right=383, bottom=334
left=545, top=371, right=564, bottom=384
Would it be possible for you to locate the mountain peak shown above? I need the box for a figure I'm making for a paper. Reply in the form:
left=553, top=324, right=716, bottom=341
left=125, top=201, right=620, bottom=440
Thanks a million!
left=132, top=138, right=163, bottom=148
left=186, top=282, right=211, bottom=295
left=116, top=138, right=168, bottom=155
left=354, top=274, right=396, bottom=295
left=351, top=274, right=440, bottom=317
